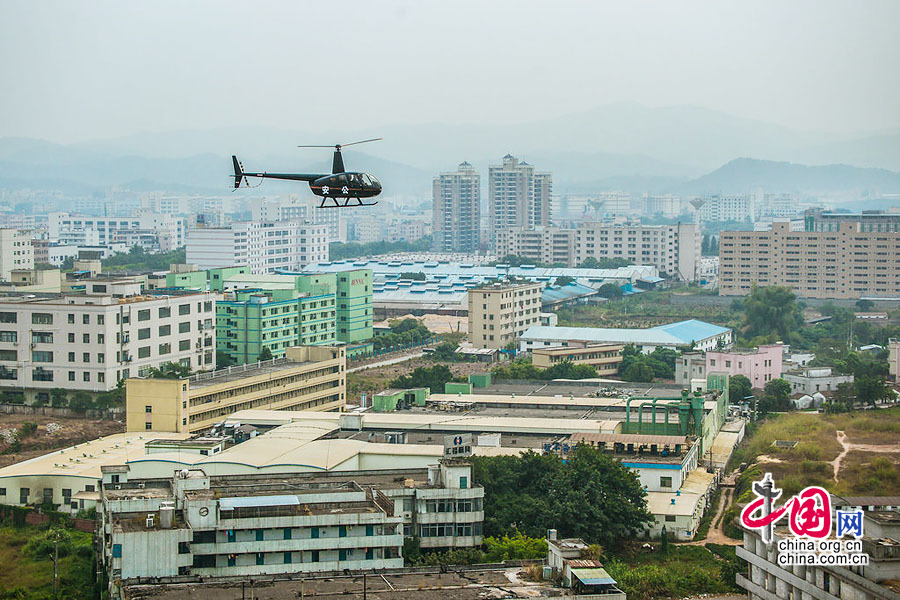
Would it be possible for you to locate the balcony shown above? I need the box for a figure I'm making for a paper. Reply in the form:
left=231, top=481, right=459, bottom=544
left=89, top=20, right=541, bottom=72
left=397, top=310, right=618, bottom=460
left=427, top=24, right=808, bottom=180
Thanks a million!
left=190, top=534, right=402, bottom=556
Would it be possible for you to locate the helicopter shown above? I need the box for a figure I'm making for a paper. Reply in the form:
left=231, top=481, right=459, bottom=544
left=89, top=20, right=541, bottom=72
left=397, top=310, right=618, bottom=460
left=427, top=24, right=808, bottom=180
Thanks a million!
left=232, top=138, right=383, bottom=208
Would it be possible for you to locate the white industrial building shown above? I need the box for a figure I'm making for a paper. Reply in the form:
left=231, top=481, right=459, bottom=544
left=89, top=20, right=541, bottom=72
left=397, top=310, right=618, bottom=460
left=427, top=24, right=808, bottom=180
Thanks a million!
left=48, top=212, right=186, bottom=249
left=0, top=286, right=216, bottom=403
left=186, top=220, right=329, bottom=274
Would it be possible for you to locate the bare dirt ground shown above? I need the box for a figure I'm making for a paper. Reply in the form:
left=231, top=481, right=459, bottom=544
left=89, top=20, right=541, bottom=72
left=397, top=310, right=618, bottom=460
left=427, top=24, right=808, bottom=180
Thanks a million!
left=689, top=487, right=740, bottom=547
left=832, top=429, right=900, bottom=483
left=0, top=414, right=124, bottom=468
left=347, top=357, right=501, bottom=400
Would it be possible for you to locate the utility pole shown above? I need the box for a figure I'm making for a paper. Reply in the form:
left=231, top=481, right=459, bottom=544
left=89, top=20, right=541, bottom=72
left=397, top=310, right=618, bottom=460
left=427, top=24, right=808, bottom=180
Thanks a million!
left=363, top=573, right=367, bottom=600
left=51, top=529, right=59, bottom=599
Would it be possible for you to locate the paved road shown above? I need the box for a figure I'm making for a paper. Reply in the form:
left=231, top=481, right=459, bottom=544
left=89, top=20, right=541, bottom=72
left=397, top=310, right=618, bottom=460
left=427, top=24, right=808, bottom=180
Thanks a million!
left=348, top=352, right=425, bottom=373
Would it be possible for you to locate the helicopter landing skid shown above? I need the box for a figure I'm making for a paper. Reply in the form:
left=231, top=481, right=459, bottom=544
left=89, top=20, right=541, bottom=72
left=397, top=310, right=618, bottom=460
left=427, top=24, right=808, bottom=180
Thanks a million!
left=317, top=197, right=378, bottom=209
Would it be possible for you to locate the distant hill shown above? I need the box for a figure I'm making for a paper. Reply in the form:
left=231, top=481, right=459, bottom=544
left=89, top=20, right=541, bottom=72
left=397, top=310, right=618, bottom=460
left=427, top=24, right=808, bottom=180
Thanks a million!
left=681, top=158, right=900, bottom=195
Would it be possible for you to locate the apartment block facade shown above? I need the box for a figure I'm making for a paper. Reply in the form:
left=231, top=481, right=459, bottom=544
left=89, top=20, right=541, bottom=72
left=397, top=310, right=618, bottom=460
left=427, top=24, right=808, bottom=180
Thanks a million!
left=531, top=343, right=623, bottom=376
left=574, top=222, right=700, bottom=280
left=0, top=290, right=216, bottom=404
left=719, top=221, right=900, bottom=299
left=488, top=155, right=551, bottom=242
left=0, top=229, right=34, bottom=280
left=334, top=269, right=374, bottom=343
left=216, top=275, right=338, bottom=365
left=433, top=162, right=481, bottom=253
left=495, top=226, right=575, bottom=266
left=48, top=212, right=185, bottom=248
left=250, top=195, right=343, bottom=242
left=468, top=282, right=543, bottom=350
left=186, top=220, right=329, bottom=274
left=126, top=345, right=346, bottom=433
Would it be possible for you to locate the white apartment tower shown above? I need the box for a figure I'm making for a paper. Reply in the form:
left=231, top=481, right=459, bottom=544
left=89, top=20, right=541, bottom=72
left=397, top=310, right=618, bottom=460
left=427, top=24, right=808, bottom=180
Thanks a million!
left=488, top=155, right=551, bottom=243
left=0, top=229, right=34, bottom=280
left=433, top=162, right=481, bottom=253
left=186, top=220, right=329, bottom=274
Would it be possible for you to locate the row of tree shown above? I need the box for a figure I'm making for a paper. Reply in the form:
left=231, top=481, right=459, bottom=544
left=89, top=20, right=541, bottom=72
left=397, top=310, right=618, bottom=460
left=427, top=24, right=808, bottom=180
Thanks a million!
left=618, top=345, right=678, bottom=382
left=491, top=357, right=599, bottom=381
left=373, top=318, right=435, bottom=351
left=328, top=236, right=432, bottom=261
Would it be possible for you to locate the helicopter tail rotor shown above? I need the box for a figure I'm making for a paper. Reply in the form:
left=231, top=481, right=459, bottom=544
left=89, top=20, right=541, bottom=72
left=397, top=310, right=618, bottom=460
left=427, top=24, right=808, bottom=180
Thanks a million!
left=231, top=155, right=246, bottom=189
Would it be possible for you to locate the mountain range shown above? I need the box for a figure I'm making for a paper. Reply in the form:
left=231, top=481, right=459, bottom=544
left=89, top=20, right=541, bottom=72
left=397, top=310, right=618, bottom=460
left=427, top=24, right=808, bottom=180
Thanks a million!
left=1, top=103, right=899, bottom=199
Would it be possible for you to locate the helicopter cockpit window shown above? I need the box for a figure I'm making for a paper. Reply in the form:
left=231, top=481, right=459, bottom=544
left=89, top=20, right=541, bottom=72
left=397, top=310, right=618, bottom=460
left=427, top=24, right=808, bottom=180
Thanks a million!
left=362, top=174, right=374, bottom=186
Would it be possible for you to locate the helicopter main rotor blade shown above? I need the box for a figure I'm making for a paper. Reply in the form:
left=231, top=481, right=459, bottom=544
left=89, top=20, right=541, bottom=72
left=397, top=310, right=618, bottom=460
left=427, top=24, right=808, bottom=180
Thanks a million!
left=340, top=137, right=383, bottom=147
left=296, top=145, right=338, bottom=148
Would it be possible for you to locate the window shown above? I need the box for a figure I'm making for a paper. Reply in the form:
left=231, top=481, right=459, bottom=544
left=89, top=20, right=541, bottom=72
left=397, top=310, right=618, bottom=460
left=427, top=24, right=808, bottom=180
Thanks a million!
left=82, top=314, right=90, bottom=325
left=31, top=332, right=52, bottom=344
left=179, top=340, right=190, bottom=351
left=660, top=476, right=673, bottom=488
left=145, top=423, right=152, bottom=430
left=178, top=322, right=190, bottom=333
left=97, top=315, right=104, bottom=325
left=98, top=334, right=105, bottom=344
left=98, top=353, right=104, bottom=363
left=311, top=550, right=319, bottom=562
left=32, top=313, right=52, bottom=325
left=32, top=351, right=53, bottom=362
left=68, top=371, right=75, bottom=381
left=339, top=525, right=347, bottom=538
left=68, top=333, right=75, bottom=343
left=159, top=325, right=171, bottom=336
left=159, top=307, right=171, bottom=318
left=67, top=314, right=75, bottom=324
left=283, top=552, right=292, bottom=564
left=0, top=313, right=14, bottom=324
left=255, top=553, right=264, bottom=566
left=179, top=304, right=190, bottom=316
left=19, top=488, right=29, bottom=503
left=665, top=515, right=677, bottom=523
left=0, top=331, right=16, bottom=343
left=283, top=528, right=292, bottom=540
left=138, top=346, right=150, bottom=358
left=68, top=352, right=75, bottom=362
left=256, top=529, right=264, bottom=541
left=137, top=309, right=150, bottom=321
left=159, top=343, right=170, bottom=355
left=83, top=372, right=90, bottom=382
left=112, top=544, right=122, bottom=558
left=0, top=350, right=15, bottom=361
left=365, top=525, right=373, bottom=536
left=82, top=352, right=90, bottom=362
left=138, top=328, right=150, bottom=340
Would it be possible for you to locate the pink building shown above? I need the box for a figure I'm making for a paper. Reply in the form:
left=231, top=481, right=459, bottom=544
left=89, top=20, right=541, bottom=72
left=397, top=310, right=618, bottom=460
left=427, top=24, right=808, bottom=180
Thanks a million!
left=677, top=344, right=783, bottom=389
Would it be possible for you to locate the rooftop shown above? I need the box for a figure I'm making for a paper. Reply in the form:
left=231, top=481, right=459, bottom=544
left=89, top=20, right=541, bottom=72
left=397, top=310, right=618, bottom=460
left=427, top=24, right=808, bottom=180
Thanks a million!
left=186, top=356, right=318, bottom=389
left=522, top=319, right=731, bottom=345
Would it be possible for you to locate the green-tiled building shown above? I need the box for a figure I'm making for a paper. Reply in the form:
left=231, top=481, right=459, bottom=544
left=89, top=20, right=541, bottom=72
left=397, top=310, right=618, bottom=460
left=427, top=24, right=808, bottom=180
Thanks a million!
left=165, top=266, right=248, bottom=291
left=216, top=273, right=337, bottom=365
left=333, top=269, right=373, bottom=343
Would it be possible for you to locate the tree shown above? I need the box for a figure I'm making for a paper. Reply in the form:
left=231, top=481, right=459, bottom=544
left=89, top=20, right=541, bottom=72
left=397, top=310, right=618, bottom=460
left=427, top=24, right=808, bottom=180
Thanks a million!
left=856, top=299, right=875, bottom=312
left=758, top=378, right=792, bottom=413
left=68, top=392, right=93, bottom=413
left=578, top=257, right=630, bottom=269
left=854, top=375, right=894, bottom=408
left=597, top=283, right=623, bottom=299
left=257, top=347, right=273, bottom=361
left=825, top=381, right=856, bottom=413
left=623, top=361, right=654, bottom=382
left=399, top=271, right=426, bottom=281
left=390, top=365, right=458, bottom=392
left=555, top=276, right=575, bottom=286
left=471, top=445, right=652, bottom=549
left=147, top=361, right=193, bottom=379
left=729, top=374, right=753, bottom=405
left=49, top=388, right=68, bottom=408
left=216, top=351, right=236, bottom=368
left=742, top=285, right=804, bottom=343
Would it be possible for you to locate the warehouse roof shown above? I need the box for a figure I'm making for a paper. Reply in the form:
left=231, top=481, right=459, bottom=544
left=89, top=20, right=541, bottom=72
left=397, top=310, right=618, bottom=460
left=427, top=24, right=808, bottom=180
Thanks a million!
left=521, top=319, right=731, bottom=346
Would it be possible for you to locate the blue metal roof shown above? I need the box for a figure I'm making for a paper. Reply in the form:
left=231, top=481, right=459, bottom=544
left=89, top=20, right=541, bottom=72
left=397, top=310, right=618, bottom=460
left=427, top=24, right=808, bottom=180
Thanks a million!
left=651, top=319, right=730, bottom=344
left=522, top=319, right=731, bottom=347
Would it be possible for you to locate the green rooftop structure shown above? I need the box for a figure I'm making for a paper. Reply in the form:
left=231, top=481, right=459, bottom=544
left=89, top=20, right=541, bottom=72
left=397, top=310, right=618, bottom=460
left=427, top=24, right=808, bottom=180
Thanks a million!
left=165, top=266, right=248, bottom=291
left=372, top=388, right=429, bottom=411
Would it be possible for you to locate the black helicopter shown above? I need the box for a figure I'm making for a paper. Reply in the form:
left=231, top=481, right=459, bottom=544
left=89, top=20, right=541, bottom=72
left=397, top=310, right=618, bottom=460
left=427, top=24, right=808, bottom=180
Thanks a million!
left=232, top=138, right=383, bottom=208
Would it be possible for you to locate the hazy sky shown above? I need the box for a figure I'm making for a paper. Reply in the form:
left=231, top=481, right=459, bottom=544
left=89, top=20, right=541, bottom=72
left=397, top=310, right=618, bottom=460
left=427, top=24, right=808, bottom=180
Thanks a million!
left=2, top=0, right=899, bottom=143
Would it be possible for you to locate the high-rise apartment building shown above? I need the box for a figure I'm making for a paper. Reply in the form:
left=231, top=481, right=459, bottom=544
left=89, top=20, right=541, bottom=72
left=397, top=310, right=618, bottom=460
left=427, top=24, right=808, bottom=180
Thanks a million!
left=695, top=195, right=754, bottom=223
left=186, top=220, right=329, bottom=274
left=433, top=162, right=481, bottom=253
left=0, top=229, right=34, bottom=280
left=720, top=221, right=900, bottom=299
left=468, top=282, right=543, bottom=350
left=488, top=155, right=551, bottom=242
left=0, top=288, right=216, bottom=404
left=804, top=209, right=900, bottom=233
left=250, top=195, right=344, bottom=242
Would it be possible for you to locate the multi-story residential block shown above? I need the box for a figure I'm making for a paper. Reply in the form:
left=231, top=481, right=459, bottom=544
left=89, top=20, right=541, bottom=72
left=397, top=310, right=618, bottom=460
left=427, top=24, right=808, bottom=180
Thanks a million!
left=250, top=195, right=343, bottom=242
left=805, top=208, right=900, bottom=233
left=334, top=269, right=374, bottom=343
left=890, top=338, right=900, bottom=382
left=433, top=162, right=481, bottom=253
left=468, top=282, right=543, bottom=350
left=48, top=212, right=185, bottom=249
left=574, top=222, right=700, bottom=280
left=719, top=221, right=900, bottom=299
left=386, top=219, right=428, bottom=243
left=495, top=226, right=575, bottom=266
left=216, top=275, right=337, bottom=365
left=531, top=343, right=623, bottom=376
left=126, top=345, right=346, bottom=433
left=676, top=344, right=783, bottom=389
left=643, top=194, right=684, bottom=218
left=695, top=195, right=754, bottom=223
left=0, top=229, right=34, bottom=280
left=186, top=220, right=329, bottom=274
left=0, top=289, right=215, bottom=404
left=488, top=155, right=551, bottom=242
left=783, top=366, right=854, bottom=395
